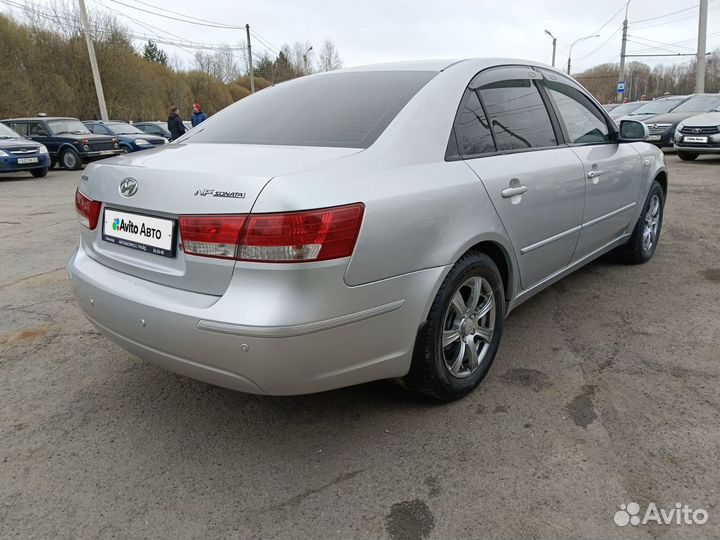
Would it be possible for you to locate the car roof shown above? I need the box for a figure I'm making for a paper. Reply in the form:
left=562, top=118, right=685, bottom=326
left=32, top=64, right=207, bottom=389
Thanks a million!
left=2, top=117, right=78, bottom=121
left=339, top=58, right=559, bottom=73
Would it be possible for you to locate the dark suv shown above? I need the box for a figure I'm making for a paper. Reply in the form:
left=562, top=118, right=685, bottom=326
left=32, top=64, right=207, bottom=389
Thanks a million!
left=1, top=117, right=122, bottom=170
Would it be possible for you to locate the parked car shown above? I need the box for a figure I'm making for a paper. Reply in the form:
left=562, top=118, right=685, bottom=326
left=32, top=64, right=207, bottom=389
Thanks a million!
left=133, top=121, right=171, bottom=140
left=0, top=122, right=51, bottom=177
left=672, top=109, right=720, bottom=160
left=602, top=103, right=620, bottom=112
left=608, top=100, right=649, bottom=120
left=1, top=117, right=122, bottom=170
left=183, top=120, right=193, bottom=132
left=641, top=94, right=720, bottom=147
left=614, top=95, right=689, bottom=124
left=83, top=120, right=166, bottom=153
left=68, top=59, right=666, bottom=401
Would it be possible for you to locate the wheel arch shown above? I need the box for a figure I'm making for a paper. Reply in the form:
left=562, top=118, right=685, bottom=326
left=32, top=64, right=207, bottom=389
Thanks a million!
left=464, top=240, right=514, bottom=306
left=654, top=169, right=668, bottom=199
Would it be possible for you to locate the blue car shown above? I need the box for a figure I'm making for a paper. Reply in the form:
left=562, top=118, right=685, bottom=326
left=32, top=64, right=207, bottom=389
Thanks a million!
left=83, top=121, right=166, bottom=153
left=0, top=122, right=51, bottom=177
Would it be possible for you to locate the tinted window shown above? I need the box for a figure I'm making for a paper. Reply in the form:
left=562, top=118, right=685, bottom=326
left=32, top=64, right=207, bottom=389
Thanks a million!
left=186, top=71, right=437, bottom=148
left=454, top=91, right=495, bottom=156
left=27, top=122, right=47, bottom=136
left=544, top=81, right=610, bottom=144
left=609, top=101, right=647, bottom=116
left=478, top=79, right=556, bottom=150
left=673, top=95, right=720, bottom=113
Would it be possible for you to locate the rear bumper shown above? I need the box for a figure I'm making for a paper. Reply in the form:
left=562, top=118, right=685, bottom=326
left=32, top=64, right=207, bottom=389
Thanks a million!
left=83, top=150, right=124, bottom=162
left=67, top=245, right=446, bottom=395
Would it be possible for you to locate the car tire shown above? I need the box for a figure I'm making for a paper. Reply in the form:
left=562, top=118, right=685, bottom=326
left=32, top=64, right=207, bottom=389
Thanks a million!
left=678, top=151, right=698, bottom=161
left=119, top=146, right=130, bottom=154
left=618, top=180, right=665, bottom=265
left=60, top=148, right=81, bottom=170
left=30, top=167, right=48, bottom=178
left=405, top=251, right=505, bottom=401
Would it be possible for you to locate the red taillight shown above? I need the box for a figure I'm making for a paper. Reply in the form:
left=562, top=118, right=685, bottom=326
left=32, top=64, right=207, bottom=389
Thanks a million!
left=75, top=188, right=101, bottom=230
left=239, top=204, right=365, bottom=262
left=178, top=203, right=365, bottom=262
left=179, top=215, right=247, bottom=259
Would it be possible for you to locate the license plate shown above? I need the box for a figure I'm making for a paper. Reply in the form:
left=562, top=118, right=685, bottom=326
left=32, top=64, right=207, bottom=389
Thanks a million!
left=17, top=157, right=38, bottom=164
left=683, top=136, right=708, bottom=143
left=647, top=135, right=661, bottom=141
left=99, top=150, right=116, bottom=155
left=102, top=208, right=176, bottom=258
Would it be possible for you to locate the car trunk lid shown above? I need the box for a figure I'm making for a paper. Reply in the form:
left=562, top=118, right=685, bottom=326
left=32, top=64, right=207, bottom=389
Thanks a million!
left=79, top=143, right=361, bottom=295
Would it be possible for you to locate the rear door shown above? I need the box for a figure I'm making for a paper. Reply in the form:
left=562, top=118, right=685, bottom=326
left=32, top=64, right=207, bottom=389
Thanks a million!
left=457, top=66, right=586, bottom=289
left=538, top=69, right=644, bottom=261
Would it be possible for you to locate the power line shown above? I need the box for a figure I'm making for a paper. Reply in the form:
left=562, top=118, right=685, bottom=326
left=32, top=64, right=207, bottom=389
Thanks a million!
left=575, top=23, right=624, bottom=61
left=105, top=0, right=243, bottom=29
left=122, top=0, right=244, bottom=28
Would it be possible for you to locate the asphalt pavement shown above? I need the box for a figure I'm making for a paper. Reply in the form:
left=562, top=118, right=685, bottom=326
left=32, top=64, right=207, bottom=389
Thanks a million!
left=1, top=155, right=719, bottom=539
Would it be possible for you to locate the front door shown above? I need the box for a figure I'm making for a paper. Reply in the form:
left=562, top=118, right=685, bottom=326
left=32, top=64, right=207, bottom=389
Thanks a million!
left=538, top=69, right=644, bottom=260
left=456, top=66, right=586, bottom=289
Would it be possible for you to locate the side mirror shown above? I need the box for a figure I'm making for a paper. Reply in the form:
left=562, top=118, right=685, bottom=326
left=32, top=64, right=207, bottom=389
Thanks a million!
left=618, top=120, right=648, bottom=142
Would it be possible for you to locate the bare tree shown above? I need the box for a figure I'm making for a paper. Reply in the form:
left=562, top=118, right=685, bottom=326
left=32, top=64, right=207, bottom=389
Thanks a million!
left=317, top=39, right=342, bottom=72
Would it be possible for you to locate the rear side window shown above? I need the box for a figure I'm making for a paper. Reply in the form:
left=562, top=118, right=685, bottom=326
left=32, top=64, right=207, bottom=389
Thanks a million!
left=543, top=81, right=610, bottom=144
left=186, top=70, right=437, bottom=148
left=454, top=91, right=496, bottom=156
left=478, top=79, right=557, bottom=150
left=4, top=122, right=27, bottom=136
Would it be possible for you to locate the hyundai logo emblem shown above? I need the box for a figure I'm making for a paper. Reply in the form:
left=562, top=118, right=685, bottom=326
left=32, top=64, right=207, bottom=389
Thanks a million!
left=119, top=178, right=138, bottom=197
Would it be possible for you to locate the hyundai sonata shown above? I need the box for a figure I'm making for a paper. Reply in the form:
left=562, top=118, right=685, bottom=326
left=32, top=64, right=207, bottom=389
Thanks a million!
left=68, top=59, right=667, bottom=401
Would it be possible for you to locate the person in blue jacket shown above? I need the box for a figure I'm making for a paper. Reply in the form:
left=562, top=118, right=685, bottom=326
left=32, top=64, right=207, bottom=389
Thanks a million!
left=191, top=103, right=208, bottom=127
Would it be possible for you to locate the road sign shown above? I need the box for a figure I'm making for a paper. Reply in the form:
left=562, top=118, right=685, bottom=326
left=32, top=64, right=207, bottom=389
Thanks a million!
left=617, top=81, right=626, bottom=94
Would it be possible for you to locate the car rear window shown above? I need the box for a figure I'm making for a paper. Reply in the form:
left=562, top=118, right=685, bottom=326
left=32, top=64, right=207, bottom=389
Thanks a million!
left=184, top=70, right=437, bottom=148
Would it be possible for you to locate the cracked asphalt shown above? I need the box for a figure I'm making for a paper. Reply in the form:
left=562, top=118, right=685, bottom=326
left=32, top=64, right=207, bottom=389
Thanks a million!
left=1, top=154, right=719, bottom=540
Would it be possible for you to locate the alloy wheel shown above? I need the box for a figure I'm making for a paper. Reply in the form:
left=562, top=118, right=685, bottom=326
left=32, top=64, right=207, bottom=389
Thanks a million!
left=641, top=193, right=661, bottom=254
left=441, top=276, right=496, bottom=379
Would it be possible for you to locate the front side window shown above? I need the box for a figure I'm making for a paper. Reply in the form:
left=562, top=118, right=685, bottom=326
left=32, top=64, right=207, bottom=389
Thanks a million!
left=478, top=79, right=557, bottom=151
left=543, top=80, right=610, bottom=144
left=454, top=91, right=495, bottom=156
left=27, top=122, right=48, bottom=136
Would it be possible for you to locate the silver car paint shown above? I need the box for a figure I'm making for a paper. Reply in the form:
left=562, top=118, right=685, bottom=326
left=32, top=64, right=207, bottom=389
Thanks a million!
left=68, top=58, right=667, bottom=395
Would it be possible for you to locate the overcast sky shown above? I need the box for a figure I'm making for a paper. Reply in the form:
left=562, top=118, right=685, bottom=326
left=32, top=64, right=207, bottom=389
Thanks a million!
left=3, top=0, right=718, bottom=73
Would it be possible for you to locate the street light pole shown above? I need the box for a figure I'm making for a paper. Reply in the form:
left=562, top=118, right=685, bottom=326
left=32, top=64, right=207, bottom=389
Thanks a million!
left=544, top=29, right=557, bottom=67
left=567, top=34, right=600, bottom=75
left=696, top=0, right=708, bottom=93
left=303, top=45, right=313, bottom=74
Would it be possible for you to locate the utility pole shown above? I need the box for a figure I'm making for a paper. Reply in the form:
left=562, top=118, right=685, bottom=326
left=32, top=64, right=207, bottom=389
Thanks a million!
left=78, top=0, right=108, bottom=120
left=696, top=0, right=708, bottom=93
left=617, top=1, right=630, bottom=103
left=544, top=29, right=557, bottom=67
left=245, top=24, right=255, bottom=93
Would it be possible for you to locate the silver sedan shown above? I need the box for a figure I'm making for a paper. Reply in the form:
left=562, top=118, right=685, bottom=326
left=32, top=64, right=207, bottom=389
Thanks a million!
left=68, top=59, right=667, bottom=401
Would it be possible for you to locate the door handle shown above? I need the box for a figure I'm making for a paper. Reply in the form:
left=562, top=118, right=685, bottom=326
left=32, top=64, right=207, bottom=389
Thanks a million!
left=587, top=170, right=604, bottom=179
left=501, top=185, right=528, bottom=198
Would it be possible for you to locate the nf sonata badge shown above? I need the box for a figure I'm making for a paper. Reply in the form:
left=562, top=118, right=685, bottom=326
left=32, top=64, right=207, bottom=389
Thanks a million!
left=119, top=178, right=138, bottom=197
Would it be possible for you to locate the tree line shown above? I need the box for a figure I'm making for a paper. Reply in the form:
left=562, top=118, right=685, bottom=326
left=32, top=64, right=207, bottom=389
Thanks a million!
left=0, top=4, right=343, bottom=122
left=575, top=52, right=720, bottom=103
